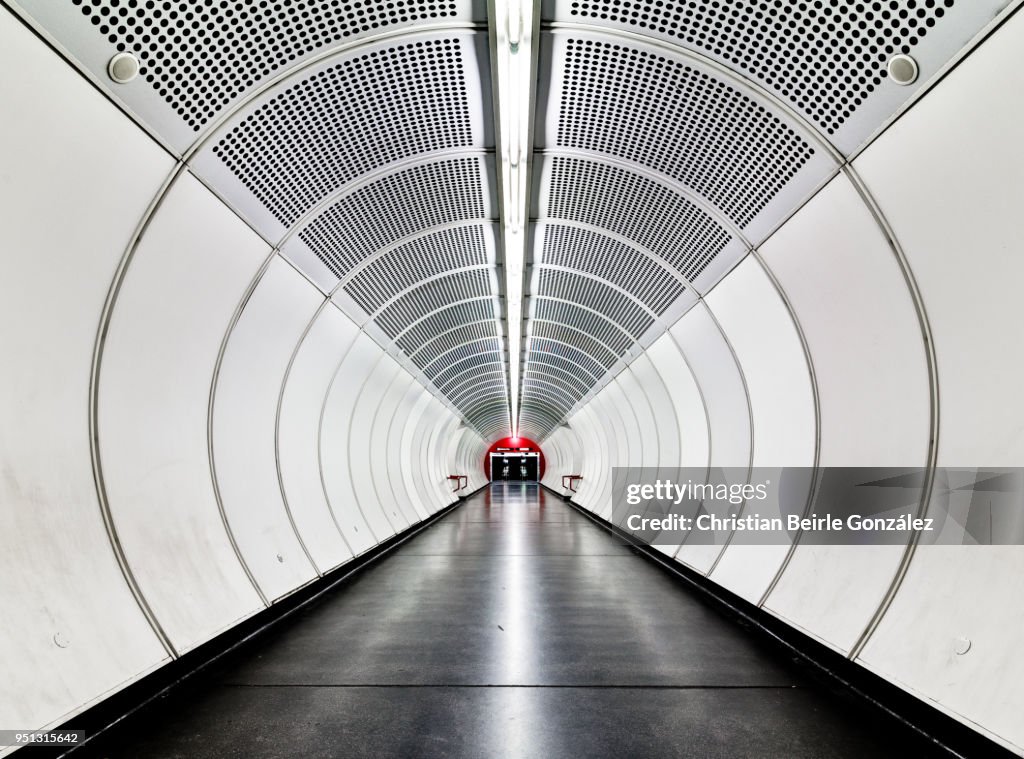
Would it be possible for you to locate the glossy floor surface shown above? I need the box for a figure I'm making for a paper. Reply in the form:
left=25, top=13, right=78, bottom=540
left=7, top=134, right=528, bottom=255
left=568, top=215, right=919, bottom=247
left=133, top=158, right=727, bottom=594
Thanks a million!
left=97, top=483, right=939, bottom=758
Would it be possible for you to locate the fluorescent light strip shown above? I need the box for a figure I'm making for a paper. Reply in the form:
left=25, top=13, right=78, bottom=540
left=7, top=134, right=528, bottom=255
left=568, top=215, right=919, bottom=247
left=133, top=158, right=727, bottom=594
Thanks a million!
left=494, top=0, right=533, bottom=437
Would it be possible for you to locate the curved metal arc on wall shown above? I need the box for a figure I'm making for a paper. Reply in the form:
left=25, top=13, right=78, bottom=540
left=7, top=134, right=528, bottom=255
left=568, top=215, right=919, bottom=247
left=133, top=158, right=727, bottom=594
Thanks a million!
left=84, top=21, right=504, bottom=654
left=87, top=162, right=186, bottom=658
left=542, top=20, right=937, bottom=651
left=205, top=248, right=280, bottom=609
left=320, top=346, right=388, bottom=545
left=841, top=170, right=940, bottom=661
left=530, top=24, right=825, bottom=566
left=364, top=359, right=415, bottom=530
left=274, top=299, right=357, bottom=564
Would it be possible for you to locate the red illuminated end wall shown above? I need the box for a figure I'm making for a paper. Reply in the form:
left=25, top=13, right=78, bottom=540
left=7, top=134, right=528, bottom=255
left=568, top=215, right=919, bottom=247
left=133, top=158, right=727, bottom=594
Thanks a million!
left=484, top=436, right=545, bottom=480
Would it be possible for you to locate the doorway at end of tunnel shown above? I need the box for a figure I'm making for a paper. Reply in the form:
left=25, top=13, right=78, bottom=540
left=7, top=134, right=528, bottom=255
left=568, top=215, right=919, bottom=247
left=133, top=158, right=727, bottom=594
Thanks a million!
left=485, top=436, right=544, bottom=481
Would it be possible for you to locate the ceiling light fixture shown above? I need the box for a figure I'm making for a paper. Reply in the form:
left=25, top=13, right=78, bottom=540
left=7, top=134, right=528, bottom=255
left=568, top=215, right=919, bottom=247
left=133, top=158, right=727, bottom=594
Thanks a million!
left=492, top=0, right=534, bottom=438
left=887, top=54, right=919, bottom=86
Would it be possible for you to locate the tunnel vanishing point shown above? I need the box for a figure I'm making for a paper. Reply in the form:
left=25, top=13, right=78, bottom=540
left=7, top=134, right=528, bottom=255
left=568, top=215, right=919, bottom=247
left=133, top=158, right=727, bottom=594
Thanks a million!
left=1, top=1, right=1023, bottom=757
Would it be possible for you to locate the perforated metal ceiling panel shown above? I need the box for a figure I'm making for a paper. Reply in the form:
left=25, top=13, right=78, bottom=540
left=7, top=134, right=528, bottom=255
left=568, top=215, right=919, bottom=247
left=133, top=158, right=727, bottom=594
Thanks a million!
left=13, top=2, right=1015, bottom=442
left=10, top=0, right=484, bottom=152
left=536, top=154, right=747, bottom=292
left=284, top=156, right=495, bottom=283
left=536, top=31, right=839, bottom=242
left=191, top=32, right=491, bottom=243
left=344, top=226, right=494, bottom=315
left=544, top=0, right=1013, bottom=154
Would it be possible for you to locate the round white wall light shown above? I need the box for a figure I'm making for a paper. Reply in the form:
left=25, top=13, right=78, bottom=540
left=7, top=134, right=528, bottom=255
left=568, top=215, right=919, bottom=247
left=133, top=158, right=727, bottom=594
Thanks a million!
left=107, top=52, right=140, bottom=84
left=887, top=54, right=919, bottom=86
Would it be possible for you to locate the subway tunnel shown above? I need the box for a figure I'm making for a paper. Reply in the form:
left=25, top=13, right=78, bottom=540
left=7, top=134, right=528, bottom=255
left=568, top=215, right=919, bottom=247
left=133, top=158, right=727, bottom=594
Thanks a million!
left=1, top=0, right=1023, bottom=756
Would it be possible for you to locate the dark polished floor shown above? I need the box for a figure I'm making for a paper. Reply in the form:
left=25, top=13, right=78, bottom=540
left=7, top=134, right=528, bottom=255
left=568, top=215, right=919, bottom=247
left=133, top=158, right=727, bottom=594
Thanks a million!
left=97, top=483, right=937, bottom=758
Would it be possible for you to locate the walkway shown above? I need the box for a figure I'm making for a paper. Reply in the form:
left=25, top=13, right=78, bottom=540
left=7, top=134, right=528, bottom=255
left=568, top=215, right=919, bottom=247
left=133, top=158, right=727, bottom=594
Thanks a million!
left=100, top=483, right=934, bottom=758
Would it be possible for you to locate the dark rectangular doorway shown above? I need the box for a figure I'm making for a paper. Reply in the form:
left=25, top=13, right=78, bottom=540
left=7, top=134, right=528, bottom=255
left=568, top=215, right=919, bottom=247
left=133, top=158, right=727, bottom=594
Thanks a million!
left=490, top=452, right=539, bottom=481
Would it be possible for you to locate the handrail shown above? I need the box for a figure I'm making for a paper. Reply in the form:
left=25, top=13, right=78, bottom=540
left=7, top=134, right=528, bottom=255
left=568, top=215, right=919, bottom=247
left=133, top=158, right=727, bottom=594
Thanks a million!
left=562, top=474, right=583, bottom=493
left=448, top=474, right=468, bottom=492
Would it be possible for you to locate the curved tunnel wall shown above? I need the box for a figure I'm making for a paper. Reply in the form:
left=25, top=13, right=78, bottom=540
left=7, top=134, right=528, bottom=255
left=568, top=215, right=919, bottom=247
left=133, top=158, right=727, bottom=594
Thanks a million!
left=540, top=12, right=1024, bottom=752
left=1, top=0, right=1023, bottom=756
left=0, top=9, right=489, bottom=736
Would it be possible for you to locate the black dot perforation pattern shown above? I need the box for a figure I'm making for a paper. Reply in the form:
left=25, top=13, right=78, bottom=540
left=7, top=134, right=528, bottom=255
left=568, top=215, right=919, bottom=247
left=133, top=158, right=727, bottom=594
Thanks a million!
left=520, top=388, right=572, bottom=415
left=451, top=381, right=504, bottom=407
left=526, top=355, right=595, bottom=393
left=465, top=405, right=508, bottom=432
left=566, top=0, right=956, bottom=135
left=519, top=394, right=573, bottom=425
left=557, top=38, right=814, bottom=228
left=449, top=372, right=505, bottom=403
left=395, top=298, right=496, bottom=354
left=519, top=409, right=564, bottom=438
left=344, top=226, right=489, bottom=315
left=299, top=158, right=486, bottom=278
left=212, top=39, right=472, bottom=227
left=533, top=298, right=634, bottom=356
left=548, top=156, right=733, bottom=282
left=411, top=320, right=497, bottom=369
left=529, top=337, right=607, bottom=381
left=70, top=0, right=460, bottom=131
left=524, top=369, right=585, bottom=401
left=464, top=393, right=506, bottom=411
left=538, top=269, right=655, bottom=340
left=425, top=338, right=499, bottom=377
left=375, top=268, right=491, bottom=339
left=532, top=321, right=619, bottom=369
left=520, top=397, right=567, bottom=417
left=542, top=225, right=685, bottom=315
left=434, top=351, right=503, bottom=391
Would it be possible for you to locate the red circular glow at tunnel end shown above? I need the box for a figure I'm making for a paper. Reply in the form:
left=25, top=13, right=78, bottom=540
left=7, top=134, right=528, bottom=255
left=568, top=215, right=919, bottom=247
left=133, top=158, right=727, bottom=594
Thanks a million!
left=484, top=436, right=545, bottom=480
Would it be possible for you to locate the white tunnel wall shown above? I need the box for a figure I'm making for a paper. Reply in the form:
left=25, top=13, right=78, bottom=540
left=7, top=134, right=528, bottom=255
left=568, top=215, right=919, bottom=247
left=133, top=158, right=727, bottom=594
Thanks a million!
left=278, top=305, right=360, bottom=572
left=99, top=172, right=270, bottom=650
left=212, top=256, right=324, bottom=600
left=546, top=9, right=1024, bottom=753
left=0, top=14, right=175, bottom=732
left=0, top=8, right=484, bottom=736
left=4, top=0, right=1024, bottom=753
left=850, top=13, right=1024, bottom=748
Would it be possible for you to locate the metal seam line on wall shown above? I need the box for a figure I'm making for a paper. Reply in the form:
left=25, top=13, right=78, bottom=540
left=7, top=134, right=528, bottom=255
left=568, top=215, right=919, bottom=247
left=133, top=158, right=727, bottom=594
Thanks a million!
left=274, top=299, right=357, bottom=563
